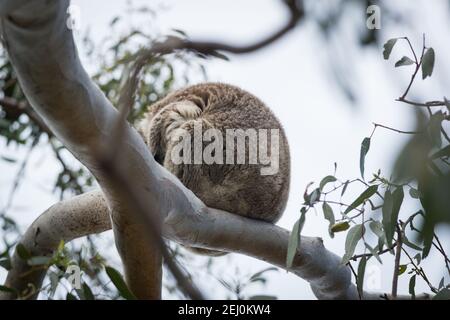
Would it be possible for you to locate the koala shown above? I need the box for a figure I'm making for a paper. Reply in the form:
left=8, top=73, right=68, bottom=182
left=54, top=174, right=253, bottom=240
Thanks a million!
left=138, top=83, right=290, bottom=255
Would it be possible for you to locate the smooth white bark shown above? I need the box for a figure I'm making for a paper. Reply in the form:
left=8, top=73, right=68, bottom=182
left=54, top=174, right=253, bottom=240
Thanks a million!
left=0, top=0, right=162, bottom=299
left=0, top=0, right=427, bottom=300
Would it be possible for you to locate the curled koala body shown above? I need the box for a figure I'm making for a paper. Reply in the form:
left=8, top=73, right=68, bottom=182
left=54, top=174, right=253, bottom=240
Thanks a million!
left=138, top=83, right=290, bottom=255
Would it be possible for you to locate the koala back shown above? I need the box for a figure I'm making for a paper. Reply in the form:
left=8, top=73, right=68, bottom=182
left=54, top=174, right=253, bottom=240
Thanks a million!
left=138, top=83, right=290, bottom=223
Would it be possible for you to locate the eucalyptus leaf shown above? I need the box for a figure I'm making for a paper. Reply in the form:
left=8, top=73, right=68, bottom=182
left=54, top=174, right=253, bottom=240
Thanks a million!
left=105, top=266, right=137, bottom=300
left=398, top=264, right=407, bottom=275
left=331, top=221, right=350, bottom=233
left=360, top=137, right=371, bottom=179
left=382, top=187, right=404, bottom=247
left=286, top=211, right=306, bottom=268
left=344, top=185, right=378, bottom=214
left=319, top=175, right=337, bottom=191
left=409, top=275, right=416, bottom=299
left=357, top=255, right=367, bottom=298
left=395, top=56, right=415, bottom=67
left=342, top=224, right=364, bottom=264
left=421, top=47, right=435, bottom=79
left=383, top=38, right=397, bottom=60
left=322, top=202, right=335, bottom=238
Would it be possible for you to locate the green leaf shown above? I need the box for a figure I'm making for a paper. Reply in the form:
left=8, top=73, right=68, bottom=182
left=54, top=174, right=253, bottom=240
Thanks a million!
left=421, top=47, right=435, bottom=79
left=341, top=180, right=350, bottom=197
left=331, top=221, right=350, bottom=233
left=322, top=202, right=335, bottom=238
left=344, top=185, right=378, bottom=214
left=432, top=288, right=450, bottom=300
left=319, top=175, right=337, bottom=191
left=360, top=137, right=371, bottom=179
left=249, top=295, right=277, bottom=300
left=286, top=211, right=306, bottom=268
left=16, top=243, right=31, bottom=260
left=66, top=292, right=78, bottom=300
left=409, top=275, right=416, bottom=299
left=395, top=56, right=415, bottom=67
left=428, top=111, right=444, bottom=147
left=0, top=156, right=17, bottom=163
left=357, top=255, right=367, bottom=298
left=382, top=187, right=404, bottom=247
left=383, top=38, right=397, bottom=60
left=309, top=188, right=320, bottom=204
left=105, top=266, right=137, bottom=300
left=438, top=277, right=445, bottom=289
left=249, top=267, right=278, bottom=282
left=413, top=253, right=422, bottom=265
left=82, top=282, right=95, bottom=300
left=398, top=264, right=407, bottom=275
left=342, top=224, right=364, bottom=264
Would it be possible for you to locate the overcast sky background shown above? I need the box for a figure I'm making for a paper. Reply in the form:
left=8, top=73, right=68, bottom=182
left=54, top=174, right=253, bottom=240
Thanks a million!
left=1, top=0, right=450, bottom=299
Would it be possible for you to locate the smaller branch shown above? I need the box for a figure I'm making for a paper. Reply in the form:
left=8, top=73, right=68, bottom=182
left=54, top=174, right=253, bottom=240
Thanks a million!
left=403, top=37, right=418, bottom=65
left=372, top=122, right=422, bottom=135
left=391, top=225, right=403, bottom=299
left=350, top=244, right=396, bottom=261
left=396, top=98, right=446, bottom=108
left=401, top=247, right=437, bottom=293
left=432, top=234, right=450, bottom=276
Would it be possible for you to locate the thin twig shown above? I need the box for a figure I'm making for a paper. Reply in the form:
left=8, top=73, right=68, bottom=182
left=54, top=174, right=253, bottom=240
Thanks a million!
left=373, top=122, right=422, bottom=135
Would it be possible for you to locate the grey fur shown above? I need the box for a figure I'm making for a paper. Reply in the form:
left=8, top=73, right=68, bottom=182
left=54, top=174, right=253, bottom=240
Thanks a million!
left=138, top=83, right=290, bottom=255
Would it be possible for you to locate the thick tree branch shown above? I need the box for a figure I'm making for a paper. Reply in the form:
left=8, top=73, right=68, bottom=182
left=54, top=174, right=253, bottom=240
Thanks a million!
left=0, top=189, right=431, bottom=300
left=0, top=191, right=110, bottom=299
left=0, top=0, right=162, bottom=299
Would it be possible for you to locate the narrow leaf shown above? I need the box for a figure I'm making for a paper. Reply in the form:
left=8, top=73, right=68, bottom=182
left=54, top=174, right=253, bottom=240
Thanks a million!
left=360, top=137, right=371, bottom=179
left=421, top=47, right=435, bottom=79
left=105, top=266, right=137, bottom=300
left=342, top=224, right=364, bottom=264
left=398, top=264, right=407, bottom=275
left=344, top=185, right=378, bottom=214
left=331, top=221, right=350, bottom=233
left=322, top=202, right=335, bottom=238
left=319, top=175, right=337, bottom=191
left=409, top=275, right=416, bottom=299
left=395, top=56, right=415, bottom=67
left=357, top=255, right=367, bottom=298
left=383, top=38, right=398, bottom=60
left=341, top=180, right=350, bottom=197
left=382, top=186, right=404, bottom=248
left=286, top=211, right=306, bottom=268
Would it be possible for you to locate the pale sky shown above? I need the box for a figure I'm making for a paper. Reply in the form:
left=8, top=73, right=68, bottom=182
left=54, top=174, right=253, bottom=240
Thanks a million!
left=1, top=0, right=449, bottom=299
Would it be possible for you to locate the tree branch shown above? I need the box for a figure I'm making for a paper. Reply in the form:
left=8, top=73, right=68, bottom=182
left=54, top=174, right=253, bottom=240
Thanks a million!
left=0, top=0, right=162, bottom=299
left=0, top=189, right=432, bottom=300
